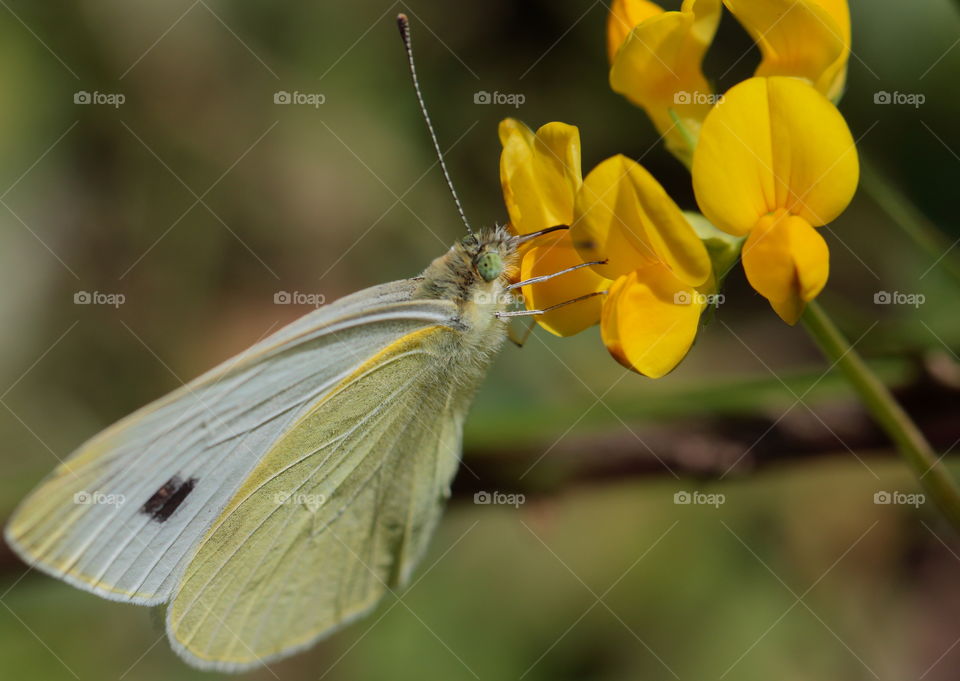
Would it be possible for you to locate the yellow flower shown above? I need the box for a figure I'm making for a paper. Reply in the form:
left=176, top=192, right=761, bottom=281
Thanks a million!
left=574, top=155, right=713, bottom=377
left=606, top=0, right=663, bottom=64
left=498, top=118, right=610, bottom=337
left=607, top=0, right=721, bottom=161
left=499, top=119, right=715, bottom=376
left=692, top=76, right=859, bottom=324
left=723, top=0, right=850, bottom=101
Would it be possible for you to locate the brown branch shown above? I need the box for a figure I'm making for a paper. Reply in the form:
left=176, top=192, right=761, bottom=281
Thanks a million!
left=3, top=360, right=959, bottom=575
left=450, top=363, right=960, bottom=501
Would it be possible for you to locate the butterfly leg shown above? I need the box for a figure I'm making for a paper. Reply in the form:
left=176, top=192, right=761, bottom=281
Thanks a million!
left=507, top=317, right=536, bottom=348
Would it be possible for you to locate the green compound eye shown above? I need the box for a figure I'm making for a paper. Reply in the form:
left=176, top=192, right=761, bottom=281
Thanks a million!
left=475, top=252, right=504, bottom=282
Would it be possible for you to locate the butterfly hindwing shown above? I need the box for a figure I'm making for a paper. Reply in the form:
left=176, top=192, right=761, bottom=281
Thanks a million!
left=166, top=325, right=466, bottom=670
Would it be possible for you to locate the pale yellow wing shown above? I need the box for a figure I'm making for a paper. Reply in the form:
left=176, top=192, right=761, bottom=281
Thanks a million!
left=166, top=325, right=469, bottom=671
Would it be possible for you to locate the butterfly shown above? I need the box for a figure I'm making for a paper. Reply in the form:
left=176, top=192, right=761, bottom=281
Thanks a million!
left=4, top=14, right=584, bottom=672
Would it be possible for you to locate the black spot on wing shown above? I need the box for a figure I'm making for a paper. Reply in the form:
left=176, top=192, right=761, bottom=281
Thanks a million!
left=141, top=475, right=197, bottom=522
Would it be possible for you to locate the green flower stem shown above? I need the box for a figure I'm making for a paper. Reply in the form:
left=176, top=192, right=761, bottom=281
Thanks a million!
left=802, top=300, right=960, bottom=531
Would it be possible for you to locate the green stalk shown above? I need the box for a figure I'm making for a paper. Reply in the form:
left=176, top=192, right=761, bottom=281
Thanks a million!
left=802, top=300, right=960, bottom=531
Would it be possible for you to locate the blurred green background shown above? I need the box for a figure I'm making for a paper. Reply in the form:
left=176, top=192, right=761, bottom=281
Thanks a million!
left=2, top=0, right=960, bottom=679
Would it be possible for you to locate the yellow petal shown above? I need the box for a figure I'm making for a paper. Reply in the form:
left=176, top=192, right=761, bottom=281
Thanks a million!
left=742, top=211, right=829, bottom=324
left=499, top=119, right=582, bottom=235
left=606, top=0, right=665, bottom=63
left=573, top=154, right=711, bottom=287
left=609, top=0, right=721, bottom=156
left=598, top=274, right=629, bottom=367
left=692, top=76, right=859, bottom=237
left=601, top=264, right=704, bottom=378
left=723, top=0, right=850, bottom=100
left=519, top=233, right=610, bottom=337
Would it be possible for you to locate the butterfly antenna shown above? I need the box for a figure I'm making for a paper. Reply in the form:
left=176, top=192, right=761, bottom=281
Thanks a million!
left=397, top=13, right=473, bottom=234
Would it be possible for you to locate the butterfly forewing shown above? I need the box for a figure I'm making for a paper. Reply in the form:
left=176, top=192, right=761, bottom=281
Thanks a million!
left=4, top=280, right=457, bottom=605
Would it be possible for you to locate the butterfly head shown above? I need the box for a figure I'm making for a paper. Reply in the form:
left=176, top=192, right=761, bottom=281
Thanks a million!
left=458, top=228, right=515, bottom=283
left=417, top=226, right=518, bottom=312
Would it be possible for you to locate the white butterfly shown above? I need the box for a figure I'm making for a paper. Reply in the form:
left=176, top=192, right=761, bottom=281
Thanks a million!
left=7, top=226, right=524, bottom=670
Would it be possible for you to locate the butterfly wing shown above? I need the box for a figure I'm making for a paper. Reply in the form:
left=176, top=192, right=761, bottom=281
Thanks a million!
left=4, top=279, right=458, bottom=606
left=166, top=323, right=469, bottom=670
